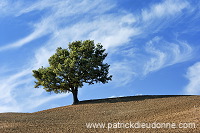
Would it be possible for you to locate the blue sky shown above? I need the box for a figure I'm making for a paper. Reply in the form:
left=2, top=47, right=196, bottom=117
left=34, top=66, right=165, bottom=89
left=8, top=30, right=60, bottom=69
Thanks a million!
left=0, top=0, right=200, bottom=113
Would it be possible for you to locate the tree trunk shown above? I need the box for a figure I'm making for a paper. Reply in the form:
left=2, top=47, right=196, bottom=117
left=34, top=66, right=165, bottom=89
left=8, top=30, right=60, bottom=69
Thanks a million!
left=72, top=88, right=79, bottom=105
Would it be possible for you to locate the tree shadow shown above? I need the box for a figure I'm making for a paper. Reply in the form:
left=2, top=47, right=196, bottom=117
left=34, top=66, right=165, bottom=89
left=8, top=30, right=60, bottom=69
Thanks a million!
left=79, top=95, right=193, bottom=105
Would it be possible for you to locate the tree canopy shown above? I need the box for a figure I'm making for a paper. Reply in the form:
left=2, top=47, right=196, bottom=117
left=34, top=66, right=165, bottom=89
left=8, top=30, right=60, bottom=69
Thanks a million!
left=32, top=40, right=112, bottom=104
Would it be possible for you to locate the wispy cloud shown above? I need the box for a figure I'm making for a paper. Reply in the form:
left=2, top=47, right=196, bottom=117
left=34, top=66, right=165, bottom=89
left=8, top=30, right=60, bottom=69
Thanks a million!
left=29, top=1, right=137, bottom=68
left=110, top=61, right=136, bottom=86
left=139, top=0, right=192, bottom=35
left=22, top=93, right=68, bottom=111
left=0, top=27, right=48, bottom=51
left=0, top=69, right=31, bottom=112
left=0, top=67, right=68, bottom=112
left=0, top=69, right=30, bottom=103
left=0, top=0, right=136, bottom=112
left=141, top=0, right=189, bottom=21
left=0, top=0, right=199, bottom=113
left=0, top=0, right=23, bottom=17
left=184, top=62, right=200, bottom=95
left=108, top=36, right=194, bottom=84
left=143, top=37, right=193, bottom=75
left=0, top=0, right=136, bottom=52
left=31, top=0, right=196, bottom=87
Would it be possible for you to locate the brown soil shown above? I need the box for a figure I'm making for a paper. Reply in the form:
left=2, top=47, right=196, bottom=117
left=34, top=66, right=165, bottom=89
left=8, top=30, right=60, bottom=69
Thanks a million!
left=0, top=95, right=200, bottom=133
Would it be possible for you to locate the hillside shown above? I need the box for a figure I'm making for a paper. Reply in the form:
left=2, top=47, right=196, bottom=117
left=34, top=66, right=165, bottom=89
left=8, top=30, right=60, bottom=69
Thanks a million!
left=0, top=95, right=200, bottom=133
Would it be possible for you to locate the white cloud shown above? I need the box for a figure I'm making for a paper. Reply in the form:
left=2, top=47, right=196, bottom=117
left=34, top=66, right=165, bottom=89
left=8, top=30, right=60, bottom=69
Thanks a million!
left=108, top=36, right=194, bottom=84
left=29, top=1, right=137, bottom=68
left=0, top=0, right=198, bottom=113
left=108, top=95, right=123, bottom=98
left=0, top=68, right=69, bottom=112
left=17, top=0, right=115, bottom=17
left=0, top=69, right=31, bottom=104
left=0, top=0, right=23, bottom=17
left=0, top=0, right=7, bottom=9
left=0, top=0, right=193, bottom=52
left=22, top=93, right=69, bottom=110
left=110, top=61, right=136, bottom=86
left=184, top=62, right=200, bottom=95
left=0, top=0, right=115, bottom=51
left=0, top=0, right=137, bottom=112
left=87, top=14, right=138, bottom=49
left=0, top=27, right=48, bottom=51
left=142, top=0, right=189, bottom=21
left=143, top=37, right=167, bottom=75
left=139, top=0, right=192, bottom=35
left=143, top=37, right=193, bottom=75
left=0, top=106, right=21, bottom=113
left=33, top=47, right=55, bottom=69
left=32, top=0, right=195, bottom=87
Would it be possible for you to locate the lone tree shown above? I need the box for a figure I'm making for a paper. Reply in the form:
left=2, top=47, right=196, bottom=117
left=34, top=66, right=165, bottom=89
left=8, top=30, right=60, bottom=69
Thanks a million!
left=33, top=40, right=112, bottom=104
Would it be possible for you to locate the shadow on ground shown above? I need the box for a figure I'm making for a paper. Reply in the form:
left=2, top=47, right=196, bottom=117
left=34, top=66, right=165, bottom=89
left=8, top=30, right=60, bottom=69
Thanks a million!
left=79, top=95, right=193, bottom=105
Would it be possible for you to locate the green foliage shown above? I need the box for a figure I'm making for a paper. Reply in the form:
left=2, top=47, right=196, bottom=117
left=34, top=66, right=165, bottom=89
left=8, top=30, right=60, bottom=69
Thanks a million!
left=32, top=40, right=112, bottom=94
